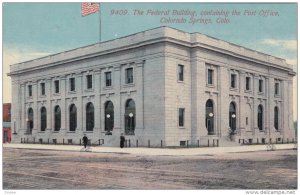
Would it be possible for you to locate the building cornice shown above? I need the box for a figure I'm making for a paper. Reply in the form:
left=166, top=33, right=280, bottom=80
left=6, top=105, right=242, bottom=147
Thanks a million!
left=8, top=26, right=294, bottom=76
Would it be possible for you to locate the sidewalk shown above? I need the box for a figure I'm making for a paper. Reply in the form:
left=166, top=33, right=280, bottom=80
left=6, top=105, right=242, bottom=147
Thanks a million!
left=3, top=143, right=297, bottom=156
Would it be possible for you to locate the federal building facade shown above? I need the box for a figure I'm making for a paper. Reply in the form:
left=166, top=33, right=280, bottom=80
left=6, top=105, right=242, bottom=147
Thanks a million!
left=9, top=27, right=296, bottom=147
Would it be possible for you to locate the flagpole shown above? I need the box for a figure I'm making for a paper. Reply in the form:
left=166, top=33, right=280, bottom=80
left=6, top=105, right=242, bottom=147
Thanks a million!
left=81, top=3, right=101, bottom=42
left=99, top=6, right=101, bottom=42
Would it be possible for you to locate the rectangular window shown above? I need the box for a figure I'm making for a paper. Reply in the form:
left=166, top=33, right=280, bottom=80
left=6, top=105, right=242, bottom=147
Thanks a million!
left=246, top=77, right=250, bottom=90
left=70, top=78, right=75, bottom=91
left=54, top=80, right=60, bottom=93
left=28, top=85, right=32, bottom=97
left=275, top=83, right=279, bottom=95
left=207, top=69, right=213, bottom=85
left=178, top=64, right=184, bottom=81
left=87, top=75, right=93, bottom=89
left=231, top=74, right=236, bottom=88
left=179, top=108, right=185, bottom=127
left=246, top=117, right=248, bottom=125
left=259, top=79, right=263, bottom=93
left=105, top=72, right=112, bottom=87
left=126, top=68, right=133, bottom=84
left=41, top=83, right=45, bottom=95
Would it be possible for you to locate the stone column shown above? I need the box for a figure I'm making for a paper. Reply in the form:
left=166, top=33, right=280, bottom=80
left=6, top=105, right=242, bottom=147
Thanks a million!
left=46, top=79, right=52, bottom=131
left=32, top=82, right=38, bottom=134
left=282, top=79, right=289, bottom=139
left=76, top=73, right=83, bottom=132
left=94, top=70, right=101, bottom=134
left=113, top=65, right=122, bottom=135
left=60, top=76, right=66, bottom=132
left=135, top=61, right=145, bottom=133
left=20, top=84, right=26, bottom=130
left=239, top=71, right=246, bottom=134
left=268, top=77, right=275, bottom=139
left=219, top=67, right=230, bottom=137
left=253, top=74, right=259, bottom=135
left=11, top=79, right=21, bottom=142
left=191, top=59, right=205, bottom=144
left=288, top=79, right=294, bottom=138
left=264, top=77, right=270, bottom=139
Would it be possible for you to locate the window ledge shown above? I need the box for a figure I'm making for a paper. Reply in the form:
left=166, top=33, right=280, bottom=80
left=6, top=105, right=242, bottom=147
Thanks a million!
left=83, top=131, right=94, bottom=133
left=39, top=95, right=46, bottom=98
left=27, top=96, right=33, bottom=99
left=206, top=84, right=215, bottom=88
left=52, top=131, right=60, bottom=133
left=230, top=88, right=238, bottom=91
left=274, top=94, right=281, bottom=98
left=67, top=131, right=76, bottom=133
left=177, top=80, right=184, bottom=84
left=244, top=90, right=252, bottom=93
left=104, top=86, right=113, bottom=90
left=178, top=126, right=185, bottom=129
left=207, top=134, right=217, bottom=136
left=53, top=93, right=61, bottom=96
left=123, top=83, right=135, bottom=88
left=275, top=130, right=281, bottom=133
left=85, top=89, right=94, bottom=92
left=68, top=91, right=76, bottom=94
left=258, top=92, right=264, bottom=95
left=38, top=131, right=46, bottom=133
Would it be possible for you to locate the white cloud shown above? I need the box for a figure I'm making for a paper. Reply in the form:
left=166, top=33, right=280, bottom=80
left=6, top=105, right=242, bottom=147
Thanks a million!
left=261, top=39, right=297, bottom=51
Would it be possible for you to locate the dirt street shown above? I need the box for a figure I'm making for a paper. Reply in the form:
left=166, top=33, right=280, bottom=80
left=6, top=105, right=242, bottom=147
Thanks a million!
left=3, top=148, right=297, bottom=189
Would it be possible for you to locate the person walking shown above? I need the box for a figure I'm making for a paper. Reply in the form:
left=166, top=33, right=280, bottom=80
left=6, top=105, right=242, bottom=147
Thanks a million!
left=83, top=134, right=88, bottom=148
left=120, top=133, right=125, bottom=148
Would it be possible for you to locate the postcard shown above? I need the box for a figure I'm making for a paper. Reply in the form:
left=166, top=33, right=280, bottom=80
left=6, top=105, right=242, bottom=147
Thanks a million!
left=2, top=2, right=298, bottom=194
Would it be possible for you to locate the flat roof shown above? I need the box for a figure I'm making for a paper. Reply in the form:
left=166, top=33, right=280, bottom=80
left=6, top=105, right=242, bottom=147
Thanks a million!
left=9, top=26, right=293, bottom=75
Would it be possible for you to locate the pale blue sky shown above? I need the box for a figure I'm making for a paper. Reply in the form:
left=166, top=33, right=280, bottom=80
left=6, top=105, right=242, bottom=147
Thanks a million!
left=3, top=3, right=298, bottom=120
left=3, top=3, right=297, bottom=60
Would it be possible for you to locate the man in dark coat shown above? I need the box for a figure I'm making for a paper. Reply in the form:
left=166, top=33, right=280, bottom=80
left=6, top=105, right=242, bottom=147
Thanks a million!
left=120, top=133, right=125, bottom=148
left=83, top=134, right=88, bottom=148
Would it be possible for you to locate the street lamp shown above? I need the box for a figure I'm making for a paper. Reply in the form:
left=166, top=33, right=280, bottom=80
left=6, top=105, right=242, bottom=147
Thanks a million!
left=105, top=114, right=112, bottom=135
left=231, top=113, right=236, bottom=132
left=129, top=113, right=133, bottom=134
left=207, top=113, right=214, bottom=135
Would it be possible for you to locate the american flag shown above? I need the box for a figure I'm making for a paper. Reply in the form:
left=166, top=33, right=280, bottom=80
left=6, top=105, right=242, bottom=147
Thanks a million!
left=81, top=2, right=100, bottom=17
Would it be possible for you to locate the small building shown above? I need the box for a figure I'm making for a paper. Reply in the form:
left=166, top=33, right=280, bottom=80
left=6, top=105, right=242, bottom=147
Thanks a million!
left=3, top=103, right=11, bottom=143
left=8, top=27, right=296, bottom=147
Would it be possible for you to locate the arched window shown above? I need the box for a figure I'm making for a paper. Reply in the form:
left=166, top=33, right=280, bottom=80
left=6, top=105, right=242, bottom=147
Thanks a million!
left=69, top=104, right=77, bottom=131
left=205, top=99, right=214, bottom=135
left=229, top=102, right=236, bottom=131
left=54, top=106, right=61, bottom=131
left=274, top=106, right=279, bottom=130
left=86, top=102, right=94, bottom=131
left=27, top=108, right=34, bottom=133
left=125, top=99, right=135, bottom=135
left=40, top=107, right=47, bottom=131
left=105, top=101, right=114, bottom=132
left=258, top=105, right=263, bottom=131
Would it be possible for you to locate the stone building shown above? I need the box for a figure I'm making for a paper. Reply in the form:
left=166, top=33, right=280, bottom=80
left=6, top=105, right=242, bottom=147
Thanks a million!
left=9, top=26, right=296, bottom=147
